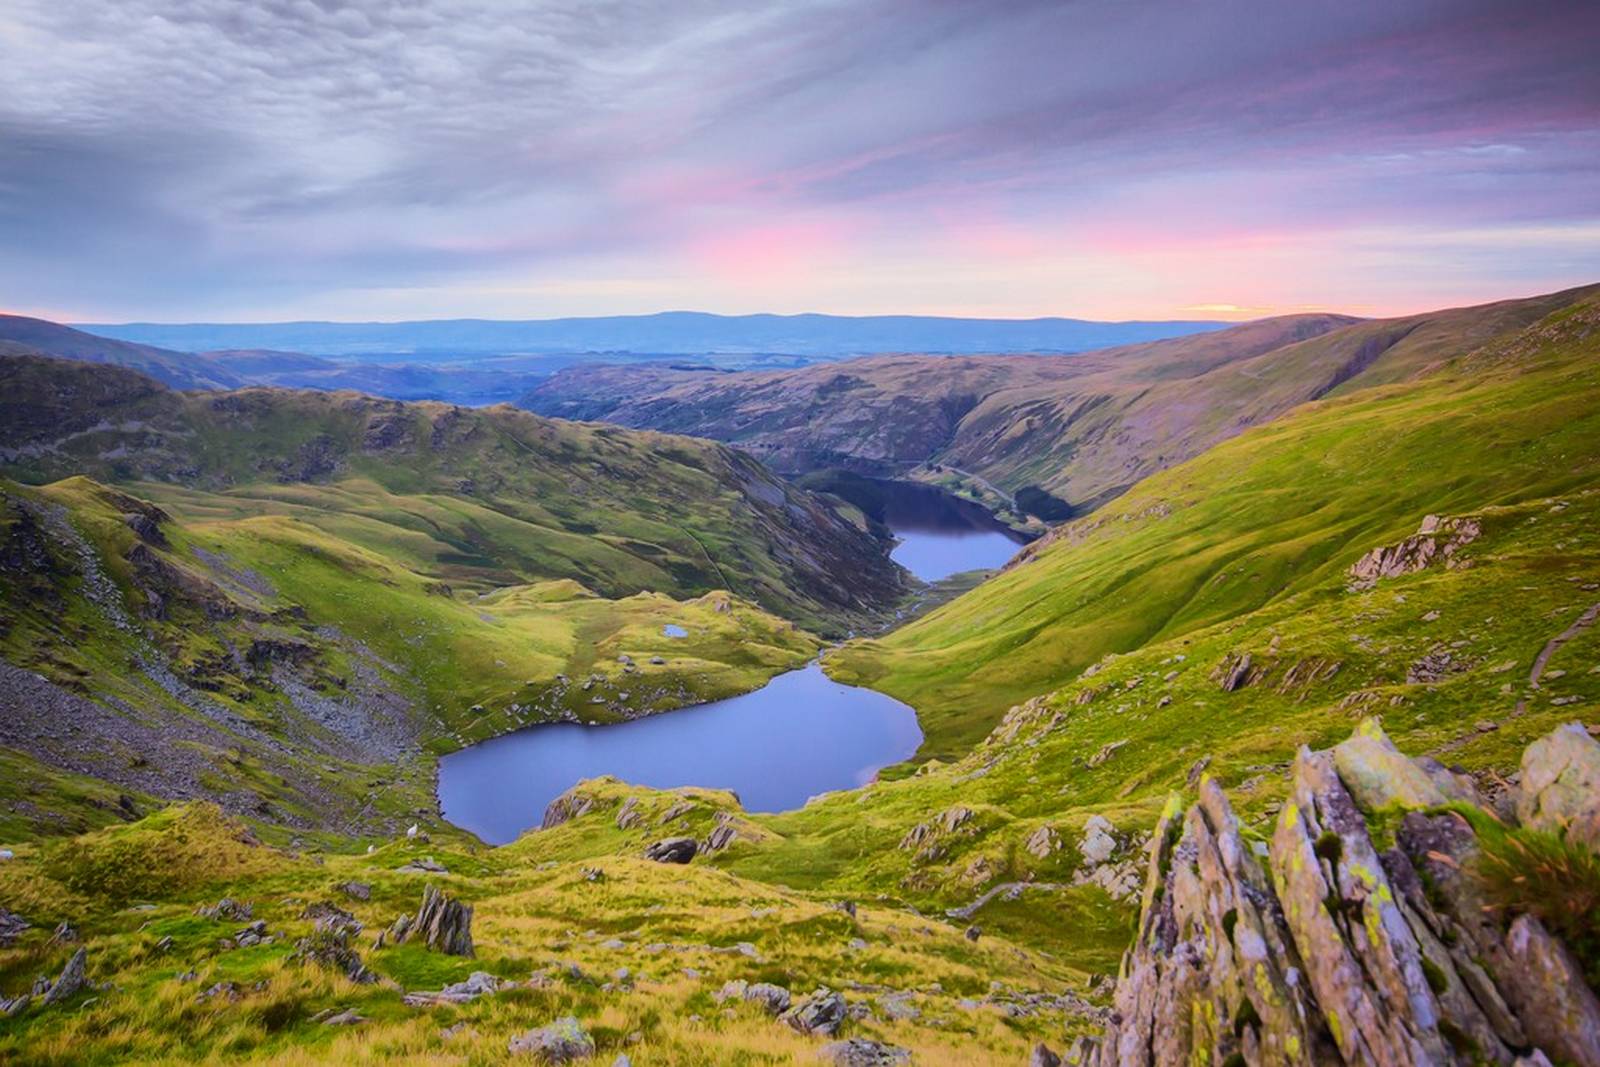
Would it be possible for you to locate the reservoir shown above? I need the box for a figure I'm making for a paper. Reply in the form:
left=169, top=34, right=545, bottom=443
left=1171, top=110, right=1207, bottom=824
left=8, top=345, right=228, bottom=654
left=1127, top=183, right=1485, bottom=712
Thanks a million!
left=437, top=661, right=923, bottom=845
left=878, top=481, right=1029, bottom=581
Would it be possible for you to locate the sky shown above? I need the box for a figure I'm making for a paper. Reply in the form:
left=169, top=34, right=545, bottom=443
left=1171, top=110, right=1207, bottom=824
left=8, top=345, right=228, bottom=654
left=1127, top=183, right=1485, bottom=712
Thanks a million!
left=1, top=0, right=1598, bottom=323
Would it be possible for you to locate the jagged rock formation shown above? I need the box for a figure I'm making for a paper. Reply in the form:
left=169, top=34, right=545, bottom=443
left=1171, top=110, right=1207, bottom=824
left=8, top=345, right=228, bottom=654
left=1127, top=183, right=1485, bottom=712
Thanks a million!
left=0, top=907, right=28, bottom=947
left=386, top=885, right=473, bottom=957
left=1076, top=721, right=1600, bottom=1066
left=38, top=947, right=88, bottom=1007
left=1347, top=513, right=1481, bottom=591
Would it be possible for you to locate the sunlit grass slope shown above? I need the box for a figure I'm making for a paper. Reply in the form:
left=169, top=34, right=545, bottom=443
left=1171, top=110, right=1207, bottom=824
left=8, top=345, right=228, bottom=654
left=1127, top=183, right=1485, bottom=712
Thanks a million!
left=830, top=291, right=1600, bottom=759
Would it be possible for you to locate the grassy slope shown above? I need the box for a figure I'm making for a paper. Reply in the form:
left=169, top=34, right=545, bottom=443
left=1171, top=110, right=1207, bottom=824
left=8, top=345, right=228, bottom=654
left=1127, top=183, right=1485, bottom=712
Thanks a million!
left=4, top=475, right=1596, bottom=1060
left=941, top=285, right=1599, bottom=509
left=0, top=355, right=905, bottom=637
left=4, top=299, right=1599, bottom=1063
left=0, top=358, right=901, bottom=838
left=830, top=291, right=1600, bottom=760
left=0, top=475, right=821, bottom=842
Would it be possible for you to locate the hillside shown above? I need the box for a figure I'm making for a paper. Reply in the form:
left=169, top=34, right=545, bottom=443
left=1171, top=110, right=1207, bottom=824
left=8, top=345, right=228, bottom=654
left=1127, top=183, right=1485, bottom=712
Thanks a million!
left=526, top=288, right=1600, bottom=518
left=2, top=298, right=1598, bottom=1062
left=0, top=355, right=904, bottom=634
left=0, top=314, right=241, bottom=391
left=0, top=355, right=909, bottom=839
left=829, top=289, right=1600, bottom=758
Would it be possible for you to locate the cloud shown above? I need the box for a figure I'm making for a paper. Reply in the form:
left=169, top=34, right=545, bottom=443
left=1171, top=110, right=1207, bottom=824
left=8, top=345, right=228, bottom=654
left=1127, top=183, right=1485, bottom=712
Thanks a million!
left=0, top=0, right=1596, bottom=319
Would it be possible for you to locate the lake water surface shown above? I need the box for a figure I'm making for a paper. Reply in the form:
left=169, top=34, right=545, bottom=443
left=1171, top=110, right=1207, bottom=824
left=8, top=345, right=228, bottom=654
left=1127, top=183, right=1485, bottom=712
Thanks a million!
left=437, top=662, right=922, bottom=845
left=879, top=481, right=1029, bottom=581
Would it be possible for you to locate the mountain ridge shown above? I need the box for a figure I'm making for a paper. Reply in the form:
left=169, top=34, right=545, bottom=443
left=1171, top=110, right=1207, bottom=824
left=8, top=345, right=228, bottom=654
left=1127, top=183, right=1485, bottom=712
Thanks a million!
left=79, top=310, right=1231, bottom=358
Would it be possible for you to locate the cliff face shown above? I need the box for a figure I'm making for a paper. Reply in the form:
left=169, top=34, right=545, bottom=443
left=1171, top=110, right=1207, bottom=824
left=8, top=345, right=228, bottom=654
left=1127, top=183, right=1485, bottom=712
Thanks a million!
left=1071, top=721, right=1600, bottom=1067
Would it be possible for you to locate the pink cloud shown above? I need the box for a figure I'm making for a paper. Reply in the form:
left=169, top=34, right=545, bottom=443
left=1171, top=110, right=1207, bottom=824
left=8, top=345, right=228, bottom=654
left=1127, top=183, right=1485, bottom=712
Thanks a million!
left=688, top=219, right=855, bottom=283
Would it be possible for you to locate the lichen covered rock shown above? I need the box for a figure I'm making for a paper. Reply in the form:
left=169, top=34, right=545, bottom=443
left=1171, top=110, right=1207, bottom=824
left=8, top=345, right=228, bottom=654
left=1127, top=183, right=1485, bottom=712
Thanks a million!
left=1078, top=721, right=1600, bottom=1066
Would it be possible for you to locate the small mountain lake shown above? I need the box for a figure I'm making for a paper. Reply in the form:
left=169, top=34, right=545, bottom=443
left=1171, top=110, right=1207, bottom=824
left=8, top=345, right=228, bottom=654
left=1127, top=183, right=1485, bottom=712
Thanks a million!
left=437, top=662, right=923, bottom=845
left=879, top=481, right=1030, bottom=581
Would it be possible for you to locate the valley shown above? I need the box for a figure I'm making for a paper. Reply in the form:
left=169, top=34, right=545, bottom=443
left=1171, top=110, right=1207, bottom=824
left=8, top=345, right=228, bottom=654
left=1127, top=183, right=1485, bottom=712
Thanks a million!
left=4, top=5, right=1597, bottom=1062
left=2, top=287, right=1599, bottom=1065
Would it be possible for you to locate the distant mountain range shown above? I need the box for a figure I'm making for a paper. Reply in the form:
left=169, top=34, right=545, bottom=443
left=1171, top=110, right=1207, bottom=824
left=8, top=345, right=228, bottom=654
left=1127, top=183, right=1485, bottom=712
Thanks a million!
left=78, top=311, right=1229, bottom=358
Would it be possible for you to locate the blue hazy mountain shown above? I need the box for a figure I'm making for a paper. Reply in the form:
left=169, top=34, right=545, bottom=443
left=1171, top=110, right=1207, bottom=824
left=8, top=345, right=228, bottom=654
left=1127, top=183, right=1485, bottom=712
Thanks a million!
left=81, top=311, right=1227, bottom=359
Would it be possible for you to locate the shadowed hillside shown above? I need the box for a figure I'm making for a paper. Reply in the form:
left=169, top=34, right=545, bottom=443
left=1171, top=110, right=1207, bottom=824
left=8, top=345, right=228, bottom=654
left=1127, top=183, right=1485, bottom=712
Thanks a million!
left=0, top=315, right=242, bottom=391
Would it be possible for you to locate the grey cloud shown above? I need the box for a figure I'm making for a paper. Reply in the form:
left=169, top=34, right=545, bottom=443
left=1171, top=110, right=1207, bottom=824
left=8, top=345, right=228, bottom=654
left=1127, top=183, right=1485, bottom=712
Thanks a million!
left=0, top=0, right=1596, bottom=316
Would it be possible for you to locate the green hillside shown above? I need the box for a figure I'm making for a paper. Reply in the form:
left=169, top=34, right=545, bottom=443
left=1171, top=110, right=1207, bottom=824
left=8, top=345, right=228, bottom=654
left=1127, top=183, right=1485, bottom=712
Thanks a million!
left=4, top=297, right=1599, bottom=1061
left=0, top=357, right=911, bottom=839
left=3, top=294, right=1599, bottom=1064
left=0, top=355, right=905, bottom=635
left=829, top=290, right=1600, bottom=759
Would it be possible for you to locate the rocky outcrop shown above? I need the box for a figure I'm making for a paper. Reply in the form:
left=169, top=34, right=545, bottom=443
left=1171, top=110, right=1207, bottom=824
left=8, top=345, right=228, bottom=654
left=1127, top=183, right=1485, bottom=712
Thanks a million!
left=388, top=885, right=473, bottom=957
left=817, top=1038, right=912, bottom=1065
left=38, top=947, right=88, bottom=1007
left=1078, top=721, right=1600, bottom=1066
left=542, top=788, right=598, bottom=829
left=782, top=988, right=848, bottom=1036
left=1347, top=514, right=1481, bottom=591
left=643, top=837, right=697, bottom=864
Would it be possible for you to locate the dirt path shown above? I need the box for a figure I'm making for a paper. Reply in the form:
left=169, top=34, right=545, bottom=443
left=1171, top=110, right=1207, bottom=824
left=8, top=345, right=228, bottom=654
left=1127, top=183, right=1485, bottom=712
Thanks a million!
left=1513, top=599, right=1600, bottom=716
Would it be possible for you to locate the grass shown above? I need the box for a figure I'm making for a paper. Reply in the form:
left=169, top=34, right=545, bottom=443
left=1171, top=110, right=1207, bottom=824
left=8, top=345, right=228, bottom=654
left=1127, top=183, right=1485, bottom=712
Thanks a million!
left=829, top=290, right=1600, bottom=761
left=1465, top=810, right=1600, bottom=988
left=3, top=293, right=1600, bottom=1061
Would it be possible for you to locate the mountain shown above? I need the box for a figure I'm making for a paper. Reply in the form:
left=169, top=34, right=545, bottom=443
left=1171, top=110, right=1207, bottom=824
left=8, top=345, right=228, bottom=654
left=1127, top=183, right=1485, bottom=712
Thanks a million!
left=2, top=291, right=1598, bottom=1064
left=522, top=312, right=1362, bottom=515
left=80, top=310, right=1229, bottom=358
left=0, top=353, right=910, bottom=846
left=0, top=313, right=242, bottom=390
left=526, top=288, right=1599, bottom=519
left=828, top=285, right=1600, bottom=757
left=0, top=354, right=903, bottom=636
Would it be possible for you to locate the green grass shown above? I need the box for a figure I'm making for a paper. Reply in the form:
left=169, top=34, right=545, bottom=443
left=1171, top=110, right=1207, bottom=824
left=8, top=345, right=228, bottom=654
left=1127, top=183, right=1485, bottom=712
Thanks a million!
left=829, top=291, right=1600, bottom=760
left=4, top=293, right=1600, bottom=1062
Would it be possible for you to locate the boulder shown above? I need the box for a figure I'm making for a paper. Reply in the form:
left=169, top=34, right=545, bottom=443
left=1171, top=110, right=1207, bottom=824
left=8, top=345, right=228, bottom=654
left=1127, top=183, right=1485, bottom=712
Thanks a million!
left=1078, top=815, right=1118, bottom=865
left=509, top=1016, right=595, bottom=1061
left=783, top=988, right=847, bottom=1036
left=1332, top=718, right=1449, bottom=811
left=643, top=837, right=697, bottom=864
left=705, top=813, right=740, bottom=851
left=1517, top=721, right=1600, bottom=851
left=39, top=947, right=87, bottom=1007
left=745, top=981, right=792, bottom=1014
left=816, top=1038, right=911, bottom=1065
